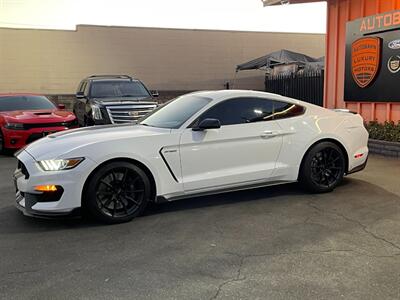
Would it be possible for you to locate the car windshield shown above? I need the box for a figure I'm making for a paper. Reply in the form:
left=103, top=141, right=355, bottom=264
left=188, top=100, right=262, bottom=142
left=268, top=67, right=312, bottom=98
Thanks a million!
left=140, top=94, right=212, bottom=129
left=0, top=95, right=56, bottom=112
left=91, top=80, right=151, bottom=98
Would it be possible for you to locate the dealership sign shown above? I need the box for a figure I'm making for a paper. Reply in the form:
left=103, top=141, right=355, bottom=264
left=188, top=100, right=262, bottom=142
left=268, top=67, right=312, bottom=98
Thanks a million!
left=359, top=11, right=400, bottom=34
left=345, top=10, right=400, bottom=102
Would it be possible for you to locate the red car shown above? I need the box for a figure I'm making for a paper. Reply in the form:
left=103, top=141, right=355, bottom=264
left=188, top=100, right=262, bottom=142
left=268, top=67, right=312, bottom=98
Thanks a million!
left=0, top=94, right=78, bottom=152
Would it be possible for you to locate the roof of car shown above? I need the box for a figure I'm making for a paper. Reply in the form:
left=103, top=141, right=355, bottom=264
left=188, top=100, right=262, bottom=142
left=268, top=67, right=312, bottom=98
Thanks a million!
left=187, top=89, right=285, bottom=100
left=186, top=89, right=310, bottom=107
left=85, top=75, right=134, bottom=81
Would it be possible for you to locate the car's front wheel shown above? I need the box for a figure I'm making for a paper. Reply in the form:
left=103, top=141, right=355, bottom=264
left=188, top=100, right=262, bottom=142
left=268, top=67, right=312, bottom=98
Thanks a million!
left=0, top=129, right=4, bottom=154
left=299, top=141, right=346, bottom=193
left=84, top=161, right=151, bottom=223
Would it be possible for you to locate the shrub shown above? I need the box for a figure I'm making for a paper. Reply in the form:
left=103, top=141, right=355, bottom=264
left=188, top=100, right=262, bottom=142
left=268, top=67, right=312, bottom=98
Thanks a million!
left=366, top=121, right=400, bottom=143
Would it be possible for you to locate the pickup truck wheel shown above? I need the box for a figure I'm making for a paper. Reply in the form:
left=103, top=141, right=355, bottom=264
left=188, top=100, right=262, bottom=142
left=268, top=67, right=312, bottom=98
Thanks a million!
left=299, top=142, right=345, bottom=193
left=84, top=161, right=151, bottom=224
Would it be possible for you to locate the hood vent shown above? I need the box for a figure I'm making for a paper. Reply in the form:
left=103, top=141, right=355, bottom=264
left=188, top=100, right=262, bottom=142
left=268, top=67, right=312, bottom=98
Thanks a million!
left=34, top=112, right=52, bottom=116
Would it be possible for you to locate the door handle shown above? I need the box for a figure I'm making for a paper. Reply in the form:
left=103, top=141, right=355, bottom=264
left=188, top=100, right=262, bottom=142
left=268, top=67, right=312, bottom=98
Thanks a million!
left=261, top=130, right=294, bottom=138
left=260, top=130, right=278, bottom=138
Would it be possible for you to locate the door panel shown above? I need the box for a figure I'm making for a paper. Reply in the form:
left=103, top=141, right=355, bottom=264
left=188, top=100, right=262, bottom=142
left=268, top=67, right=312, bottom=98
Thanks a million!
left=179, top=121, right=283, bottom=192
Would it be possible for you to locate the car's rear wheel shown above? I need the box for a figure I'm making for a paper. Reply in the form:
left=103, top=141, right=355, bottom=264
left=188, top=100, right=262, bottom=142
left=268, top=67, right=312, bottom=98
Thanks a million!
left=84, top=161, right=151, bottom=224
left=299, top=142, right=346, bottom=193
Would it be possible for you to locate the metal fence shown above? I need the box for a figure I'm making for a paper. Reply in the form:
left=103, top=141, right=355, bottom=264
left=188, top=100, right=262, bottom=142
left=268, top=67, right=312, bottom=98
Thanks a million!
left=265, top=70, right=324, bottom=106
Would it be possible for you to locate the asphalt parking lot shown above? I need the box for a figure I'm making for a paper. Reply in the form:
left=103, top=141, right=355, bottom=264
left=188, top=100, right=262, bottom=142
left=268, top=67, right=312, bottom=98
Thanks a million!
left=0, top=154, right=399, bottom=299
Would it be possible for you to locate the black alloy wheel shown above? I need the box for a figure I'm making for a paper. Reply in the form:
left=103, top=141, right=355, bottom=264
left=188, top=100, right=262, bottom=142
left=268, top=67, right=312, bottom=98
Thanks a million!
left=310, top=147, right=344, bottom=188
left=300, top=142, right=345, bottom=193
left=84, top=161, right=151, bottom=223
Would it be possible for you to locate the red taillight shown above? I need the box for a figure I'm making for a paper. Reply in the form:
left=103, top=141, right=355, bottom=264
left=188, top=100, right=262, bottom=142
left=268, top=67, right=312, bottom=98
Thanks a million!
left=354, top=153, right=364, bottom=159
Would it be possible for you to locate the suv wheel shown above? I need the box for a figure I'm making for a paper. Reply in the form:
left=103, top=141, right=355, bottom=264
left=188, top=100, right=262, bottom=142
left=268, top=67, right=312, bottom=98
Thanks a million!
left=299, top=142, right=345, bottom=193
left=84, top=161, right=151, bottom=224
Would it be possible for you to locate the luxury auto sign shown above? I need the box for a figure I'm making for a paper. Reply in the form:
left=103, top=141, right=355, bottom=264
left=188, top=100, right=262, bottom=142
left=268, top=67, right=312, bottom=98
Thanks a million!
left=351, top=37, right=381, bottom=88
left=344, top=9, right=400, bottom=102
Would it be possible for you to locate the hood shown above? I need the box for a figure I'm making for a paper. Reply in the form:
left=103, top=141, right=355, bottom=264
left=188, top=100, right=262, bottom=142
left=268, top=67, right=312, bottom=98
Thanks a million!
left=24, top=124, right=171, bottom=160
left=1, top=109, right=75, bottom=123
left=92, top=96, right=156, bottom=105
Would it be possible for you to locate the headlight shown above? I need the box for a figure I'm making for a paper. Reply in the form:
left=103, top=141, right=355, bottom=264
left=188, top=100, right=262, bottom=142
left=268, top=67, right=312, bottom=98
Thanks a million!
left=38, top=158, right=84, bottom=171
left=91, top=104, right=103, bottom=120
left=5, top=123, right=24, bottom=130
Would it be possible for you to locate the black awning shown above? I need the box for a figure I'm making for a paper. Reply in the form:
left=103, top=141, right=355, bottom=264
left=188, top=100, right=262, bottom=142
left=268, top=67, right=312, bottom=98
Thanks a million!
left=236, top=49, right=324, bottom=71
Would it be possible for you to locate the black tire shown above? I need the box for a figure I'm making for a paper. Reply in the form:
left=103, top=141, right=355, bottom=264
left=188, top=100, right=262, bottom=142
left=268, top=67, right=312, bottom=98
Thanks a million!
left=83, top=161, right=151, bottom=224
left=0, top=128, right=4, bottom=154
left=72, top=110, right=80, bottom=126
left=299, top=142, right=346, bottom=193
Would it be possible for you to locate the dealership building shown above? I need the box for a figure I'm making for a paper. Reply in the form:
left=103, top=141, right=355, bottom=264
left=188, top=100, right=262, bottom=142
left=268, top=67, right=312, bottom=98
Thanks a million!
left=264, top=0, right=400, bottom=123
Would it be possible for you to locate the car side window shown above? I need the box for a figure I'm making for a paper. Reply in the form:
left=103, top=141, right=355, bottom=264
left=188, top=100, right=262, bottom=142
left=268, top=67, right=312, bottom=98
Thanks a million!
left=196, top=97, right=274, bottom=126
left=194, top=97, right=305, bottom=127
left=84, top=81, right=90, bottom=96
left=76, top=81, right=84, bottom=94
left=78, top=81, right=87, bottom=94
left=272, top=101, right=305, bottom=120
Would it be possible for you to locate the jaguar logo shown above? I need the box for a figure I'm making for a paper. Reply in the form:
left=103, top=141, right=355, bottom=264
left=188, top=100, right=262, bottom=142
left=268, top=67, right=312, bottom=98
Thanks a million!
left=128, top=111, right=139, bottom=117
left=351, top=37, right=381, bottom=88
left=387, top=55, right=400, bottom=73
left=388, top=39, right=400, bottom=50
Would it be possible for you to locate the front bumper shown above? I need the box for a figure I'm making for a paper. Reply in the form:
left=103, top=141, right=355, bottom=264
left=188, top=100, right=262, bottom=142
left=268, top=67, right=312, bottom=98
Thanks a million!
left=14, top=150, right=95, bottom=218
left=15, top=190, right=81, bottom=218
left=2, top=125, right=78, bottom=149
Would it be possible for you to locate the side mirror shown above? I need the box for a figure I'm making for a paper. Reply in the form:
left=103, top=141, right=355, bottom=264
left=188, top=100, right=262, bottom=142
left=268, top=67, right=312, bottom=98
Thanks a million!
left=76, top=92, right=85, bottom=99
left=57, top=103, right=66, bottom=110
left=193, top=118, right=221, bottom=131
left=150, top=90, right=159, bottom=97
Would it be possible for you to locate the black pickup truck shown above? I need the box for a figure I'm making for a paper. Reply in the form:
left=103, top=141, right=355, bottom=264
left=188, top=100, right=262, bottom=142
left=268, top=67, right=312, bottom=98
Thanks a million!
left=73, top=75, right=158, bottom=126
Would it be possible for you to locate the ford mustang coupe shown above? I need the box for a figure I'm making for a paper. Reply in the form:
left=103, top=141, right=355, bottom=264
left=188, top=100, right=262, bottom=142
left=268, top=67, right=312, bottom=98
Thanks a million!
left=0, top=94, right=77, bottom=152
left=14, top=90, right=369, bottom=223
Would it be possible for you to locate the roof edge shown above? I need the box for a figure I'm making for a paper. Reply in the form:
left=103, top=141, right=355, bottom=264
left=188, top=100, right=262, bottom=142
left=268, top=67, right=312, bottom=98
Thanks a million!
left=262, top=0, right=322, bottom=6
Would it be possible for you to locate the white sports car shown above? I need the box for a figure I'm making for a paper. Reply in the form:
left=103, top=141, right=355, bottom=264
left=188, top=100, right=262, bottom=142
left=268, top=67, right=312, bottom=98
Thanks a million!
left=14, top=90, right=369, bottom=223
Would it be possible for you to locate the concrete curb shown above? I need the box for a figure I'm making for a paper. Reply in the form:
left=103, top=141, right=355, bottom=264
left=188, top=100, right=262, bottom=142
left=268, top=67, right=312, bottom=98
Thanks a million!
left=368, top=139, right=400, bottom=158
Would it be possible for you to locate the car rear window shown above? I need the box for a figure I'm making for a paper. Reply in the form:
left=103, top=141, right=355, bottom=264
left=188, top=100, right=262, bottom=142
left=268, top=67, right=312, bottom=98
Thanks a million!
left=0, top=96, right=56, bottom=112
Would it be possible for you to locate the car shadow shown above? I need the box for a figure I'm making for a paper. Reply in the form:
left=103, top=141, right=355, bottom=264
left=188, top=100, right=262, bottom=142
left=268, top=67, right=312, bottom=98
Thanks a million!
left=0, top=177, right=392, bottom=233
left=0, top=182, right=304, bottom=233
left=0, top=149, right=17, bottom=157
left=143, top=182, right=303, bottom=216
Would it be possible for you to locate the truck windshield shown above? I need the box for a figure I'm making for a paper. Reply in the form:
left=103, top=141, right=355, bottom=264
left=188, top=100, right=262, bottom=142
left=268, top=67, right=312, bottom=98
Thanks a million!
left=91, top=80, right=151, bottom=98
left=140, top=95, right=212, bottom=129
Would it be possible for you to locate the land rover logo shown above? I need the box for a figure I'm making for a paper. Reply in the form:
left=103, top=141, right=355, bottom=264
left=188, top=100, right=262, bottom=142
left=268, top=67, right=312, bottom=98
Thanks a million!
left=388, top=40, right=400, bottom=50
left=351, top=37, right=381, bottom=88
left=387, top=55, right=400, bottom=73
left=129, top=111, right=139, bottom=117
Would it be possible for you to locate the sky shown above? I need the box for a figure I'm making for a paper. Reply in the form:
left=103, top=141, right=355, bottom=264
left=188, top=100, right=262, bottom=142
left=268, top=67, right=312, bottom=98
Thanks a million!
left=0, top=0, right=327, bottom=33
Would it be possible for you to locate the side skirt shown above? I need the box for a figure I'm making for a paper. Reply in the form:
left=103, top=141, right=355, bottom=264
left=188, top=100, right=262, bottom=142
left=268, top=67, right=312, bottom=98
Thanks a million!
left=156, top=179, right=292, bottom=203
